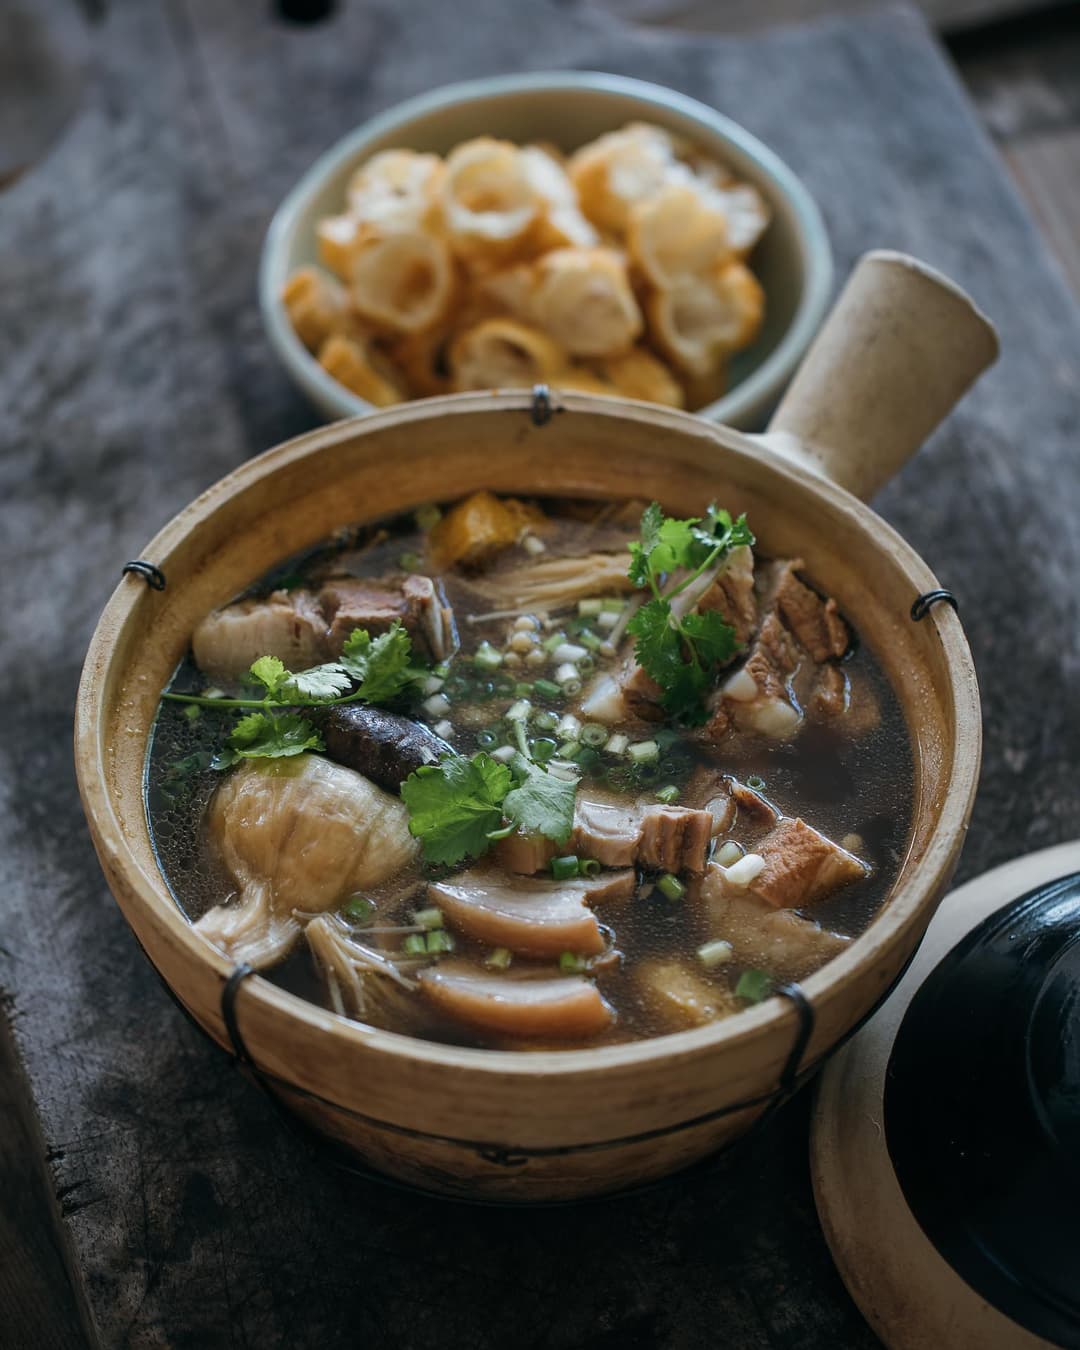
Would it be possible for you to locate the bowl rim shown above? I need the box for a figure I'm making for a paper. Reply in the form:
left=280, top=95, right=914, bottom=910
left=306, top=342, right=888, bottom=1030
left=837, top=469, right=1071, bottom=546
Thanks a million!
left=258, top=69, right=834, bottom=428
left=75, top=391, right=981, bottom=1089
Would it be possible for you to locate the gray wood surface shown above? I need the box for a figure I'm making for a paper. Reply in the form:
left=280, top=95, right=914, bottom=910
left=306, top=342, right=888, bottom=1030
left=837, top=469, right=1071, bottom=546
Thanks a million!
left=1, top=1, right=1079, bottom=1347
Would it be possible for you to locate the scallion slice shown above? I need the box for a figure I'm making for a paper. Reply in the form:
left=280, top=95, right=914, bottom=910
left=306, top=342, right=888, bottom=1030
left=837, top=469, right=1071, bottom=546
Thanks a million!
left=551, top=855, right=580, bottom=880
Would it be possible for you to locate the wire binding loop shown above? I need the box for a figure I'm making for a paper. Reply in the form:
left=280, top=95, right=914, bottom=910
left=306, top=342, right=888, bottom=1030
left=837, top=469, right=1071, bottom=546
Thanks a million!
left=530, top=383, right=556, bottom=426
left=776, top=983, right=815, bottom=1094
left=122, top=560, right=167, bottom=591
left=911, top=589, right=958, bottom=622
left=221, top=964, right=256, bottom=1065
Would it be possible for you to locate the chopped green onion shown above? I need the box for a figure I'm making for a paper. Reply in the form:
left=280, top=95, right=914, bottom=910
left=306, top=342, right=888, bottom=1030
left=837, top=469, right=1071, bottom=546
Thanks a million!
left=473, top=641, right=503, bottom=671
left=579, top=858, right=601, bottom=878
left=513, top=681, right=533, bottom=697
left=402, top=933, right=428, bottom=956
left=600, top=598, right=627, bottom=614
left=203, top=686, right=226, bottom=700
left=577, top=654, right=596, bottom=674
left=425, top=929, right=456, bottom=954
left=561, top=679, right=582, bottom=697
left=580, top=723, right=609, bottom=748
left=572, top=746, right=603, bottom=774
left=578, top=629, right=603, bottom=651
left=485, top=947, right=512, bottom=970
left=596, top=611, right=620, bottom=632
left=533, top=710, right=560, bottom=732
left=415, top=503, right=441, bottom=532
left=343, top=895, right=375, bottom=925
left=412, top=907, right=444, bottom=930
left=531, top=736, right=558, bottom=763
left=736, top=969, right=772, bottom=1003
left=506, top=698, right=532, bottom=722
left=485, top=822, right=516, bottom=840
left=628, top=739, right=660, bottom=764
left=532, top=677, right=563, bottom=701
left=551, top=855, right=580, bottom=880
left=182, top=704, right=201, bottom=723
left=747, top=775, right=766, bottom=791
left=714, top=840, right=744, bottom=868
left=578, top=598, right=603, bottom=617
left=433, top=661, right=451, bottom=679
left=657, top=873, right=685, bottom=902
left=557, top=739, right=581, bottom=758
left=697, top=939, right=734, bottom=968
left=559, top=952, right=589, bottom=974
left=399, top=551, right=423, bottom=573
left=490, top=744, right=516, bottom=763
left=655, top=784, right=681, bottom=804
left=433, top=718, right=453, bottom=740
left=605, top=732, right=629, bottom=756
left=542, top=631, right=567, bottom=653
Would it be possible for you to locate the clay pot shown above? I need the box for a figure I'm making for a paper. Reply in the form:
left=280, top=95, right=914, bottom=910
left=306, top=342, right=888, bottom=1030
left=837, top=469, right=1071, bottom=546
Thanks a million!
left=76, top=251, right=996, bottom=1201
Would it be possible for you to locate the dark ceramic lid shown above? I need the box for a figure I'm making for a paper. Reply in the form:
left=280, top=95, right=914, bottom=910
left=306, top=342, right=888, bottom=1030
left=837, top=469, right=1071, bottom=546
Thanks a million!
left=811, top=842, right=1080, bottom=1350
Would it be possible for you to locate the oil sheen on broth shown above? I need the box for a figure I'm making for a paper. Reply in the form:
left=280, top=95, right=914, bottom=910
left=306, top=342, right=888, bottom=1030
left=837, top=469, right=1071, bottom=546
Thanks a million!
left=147, top=493, right=913, bottom=1050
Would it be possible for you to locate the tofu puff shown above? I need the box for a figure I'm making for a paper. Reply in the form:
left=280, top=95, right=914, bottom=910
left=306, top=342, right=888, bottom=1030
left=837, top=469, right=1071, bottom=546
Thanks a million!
left=283, top=121, right=770, bottom=409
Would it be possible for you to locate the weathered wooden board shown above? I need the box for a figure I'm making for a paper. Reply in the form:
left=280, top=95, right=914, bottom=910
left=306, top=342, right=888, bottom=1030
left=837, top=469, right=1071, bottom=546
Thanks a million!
left=1, top=1, right=1079, bottom=1346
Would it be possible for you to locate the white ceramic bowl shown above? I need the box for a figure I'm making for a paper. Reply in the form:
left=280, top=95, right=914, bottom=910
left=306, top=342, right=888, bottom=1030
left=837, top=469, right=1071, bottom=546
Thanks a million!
left=259, top=71, right=833, bottom=430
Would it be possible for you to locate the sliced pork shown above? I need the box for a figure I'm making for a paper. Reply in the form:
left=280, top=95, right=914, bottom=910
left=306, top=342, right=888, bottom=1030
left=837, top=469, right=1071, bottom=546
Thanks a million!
left=418, top=963, right=614, bottom=1039
left=701, top=869, right=852, bottom=980
left=429, top=868, right=635, bottom=957
left=750, top=817, right=869, bottom=909
left=192, top=589, right=327, bottom=682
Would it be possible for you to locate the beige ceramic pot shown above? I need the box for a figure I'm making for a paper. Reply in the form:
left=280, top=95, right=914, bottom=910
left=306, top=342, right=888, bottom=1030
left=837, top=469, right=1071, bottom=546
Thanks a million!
left=76, top=251, right=997, bottom=1202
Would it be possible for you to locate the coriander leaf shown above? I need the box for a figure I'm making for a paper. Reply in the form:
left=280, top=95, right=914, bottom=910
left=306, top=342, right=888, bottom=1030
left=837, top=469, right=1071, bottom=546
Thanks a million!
left=651, top=514, right=698, bottom=575
left=400, top=752, right=513, bottom=865
left=628, top=598, right=687, bottom=690
left=681, top=610, right=738, bottom=670
left=219, top=711, right=324, bottom=765
left=502, top=759, right=576, bottom=845
left=659, top=661, right=712, bottom=726
left=339, top=621, right=415, bottom=704
left=630, top=502, right=701, bottom=583
left=249, top=655, right=289, bottom=697
left=281, top=662, right=352, bottom=702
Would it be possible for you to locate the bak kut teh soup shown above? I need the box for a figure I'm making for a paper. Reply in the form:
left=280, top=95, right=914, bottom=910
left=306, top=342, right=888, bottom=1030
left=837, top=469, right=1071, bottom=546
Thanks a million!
left=146, top=491, right=913, bottom=1050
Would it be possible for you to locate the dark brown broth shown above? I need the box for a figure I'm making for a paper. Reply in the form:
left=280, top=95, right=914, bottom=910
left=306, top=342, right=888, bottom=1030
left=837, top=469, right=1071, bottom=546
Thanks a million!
left=146, top=497, right=914, bottom=1049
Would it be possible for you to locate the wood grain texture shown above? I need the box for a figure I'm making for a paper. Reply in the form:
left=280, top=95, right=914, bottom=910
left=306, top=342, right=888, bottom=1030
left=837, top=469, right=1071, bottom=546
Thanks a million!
left=1, top=0, right=1079, bottom=1345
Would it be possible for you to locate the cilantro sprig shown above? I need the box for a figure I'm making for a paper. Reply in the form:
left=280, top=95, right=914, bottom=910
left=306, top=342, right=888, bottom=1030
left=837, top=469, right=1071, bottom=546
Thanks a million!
left=401, top=749, right=576, bottom=866
left=164, top=621, right=422, bottom=768
left=627, top=502, right=754, bottom=725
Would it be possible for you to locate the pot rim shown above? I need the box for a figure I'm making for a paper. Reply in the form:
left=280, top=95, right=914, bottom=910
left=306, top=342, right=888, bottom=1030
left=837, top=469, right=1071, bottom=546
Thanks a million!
left=75, top=390, right=980, bottom=1082
left=258, top=69, right=834, bottom=429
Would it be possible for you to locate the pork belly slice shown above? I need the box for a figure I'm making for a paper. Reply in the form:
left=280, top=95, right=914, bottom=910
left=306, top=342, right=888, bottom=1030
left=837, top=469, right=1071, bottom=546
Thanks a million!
left=192, top=588, right=328, bottom=681
left=493, top=793, right=713, bottom=876
left=636, top=958, right=738, bottom=1030
left=694, top=543, right=757, bottom=644
left=773, top=561, right=849, bottom=663
left=319, top=575, right=414, bottom=653
left=701, top=865, right=852, bottom=980
left=428, top=869, right=635, bottom=957
left=638, top=806, right=713, bottom=874
left=750, top=817, right=869, bottom=909
left=418, top=963, right=614, bottom=1039
left=572, top=794, right=642, bottom=868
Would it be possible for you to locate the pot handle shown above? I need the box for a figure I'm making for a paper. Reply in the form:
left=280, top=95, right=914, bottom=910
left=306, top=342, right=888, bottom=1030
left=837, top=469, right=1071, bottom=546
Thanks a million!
left=759, top=250, right=999, bottom=500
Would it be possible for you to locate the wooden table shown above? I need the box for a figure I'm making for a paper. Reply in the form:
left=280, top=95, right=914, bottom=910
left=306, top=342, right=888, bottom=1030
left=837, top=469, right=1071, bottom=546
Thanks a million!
left=2, top=2, right=1079, bottom=1346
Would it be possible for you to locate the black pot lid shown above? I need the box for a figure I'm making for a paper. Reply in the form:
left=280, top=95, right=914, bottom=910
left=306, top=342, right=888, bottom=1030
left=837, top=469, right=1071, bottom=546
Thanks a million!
left=811, top=841, right=1080, bottom=1350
